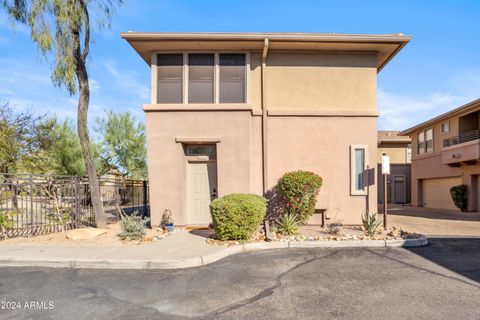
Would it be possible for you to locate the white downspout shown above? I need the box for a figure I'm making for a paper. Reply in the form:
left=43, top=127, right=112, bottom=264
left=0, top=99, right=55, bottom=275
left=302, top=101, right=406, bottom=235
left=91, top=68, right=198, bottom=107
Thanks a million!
left=261, top=38, right=269, bottom=194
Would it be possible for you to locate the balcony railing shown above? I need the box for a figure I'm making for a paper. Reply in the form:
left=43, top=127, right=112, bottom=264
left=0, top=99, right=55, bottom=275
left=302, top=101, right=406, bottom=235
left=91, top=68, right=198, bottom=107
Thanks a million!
left=443, top=129, right=480, bottom=147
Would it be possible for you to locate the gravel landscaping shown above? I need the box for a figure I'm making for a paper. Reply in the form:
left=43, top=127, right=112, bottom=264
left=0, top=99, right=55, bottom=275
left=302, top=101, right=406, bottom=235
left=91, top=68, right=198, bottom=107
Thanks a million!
left=206, top=225, right=425, bottom=246
left=0, top=223, right=172, bottom=246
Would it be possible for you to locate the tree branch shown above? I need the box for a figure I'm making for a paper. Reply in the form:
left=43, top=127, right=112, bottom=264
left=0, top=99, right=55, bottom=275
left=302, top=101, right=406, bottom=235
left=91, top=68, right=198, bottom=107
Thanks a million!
left=80, top=0, right=89, bottom=62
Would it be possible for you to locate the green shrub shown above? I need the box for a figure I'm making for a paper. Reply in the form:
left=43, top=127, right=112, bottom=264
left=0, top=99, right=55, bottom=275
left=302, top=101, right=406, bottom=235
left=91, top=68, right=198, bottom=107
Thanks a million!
left=277, top=170, right=323, bottom=224
left=274, top=212, right=300, bottom=235
left=0, top=212, right=14, bottom=229
left=362, top=212, right=382, bottom=236
left=210, top=193, right=267, bottom=241
left=118, top=211, right=149, bottom=240
left=450, top=184, right=468, bottom=212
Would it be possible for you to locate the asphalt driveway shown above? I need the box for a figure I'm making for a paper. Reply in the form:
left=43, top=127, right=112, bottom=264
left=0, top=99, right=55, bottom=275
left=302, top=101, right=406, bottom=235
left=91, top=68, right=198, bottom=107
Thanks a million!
left=387, top=206, right=480, bottom=237
left=0, top=238, right=479, bottom=320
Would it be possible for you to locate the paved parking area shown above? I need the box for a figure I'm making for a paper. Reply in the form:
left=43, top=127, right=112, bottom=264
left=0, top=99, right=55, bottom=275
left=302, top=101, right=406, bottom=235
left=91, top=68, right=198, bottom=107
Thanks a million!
left=0, top=238, right=479, bottom=320
left=386, top=206, right=480, bottom=237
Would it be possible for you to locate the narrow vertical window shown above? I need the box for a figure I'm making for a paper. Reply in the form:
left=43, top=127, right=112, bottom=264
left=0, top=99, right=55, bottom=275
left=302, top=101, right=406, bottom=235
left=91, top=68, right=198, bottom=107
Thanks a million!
left=157, top=54, right=183, bottom=103
left=188, top=54, right=214, bottom=103
left=350, top=145, right=368, bottom=195
left=417, top=131, right=425, bottom=154
left=425, top=128, right=433, bottom=153
left=219, top=54, right=246, bottom=103
left=355, top=149, right=365, bottom=191
left=406, top=144, right=412, bottom=163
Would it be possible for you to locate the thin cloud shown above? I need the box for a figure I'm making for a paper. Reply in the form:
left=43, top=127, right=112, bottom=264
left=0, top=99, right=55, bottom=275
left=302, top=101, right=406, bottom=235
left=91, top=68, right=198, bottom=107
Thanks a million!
left=378, top=70, right=480, bottom=131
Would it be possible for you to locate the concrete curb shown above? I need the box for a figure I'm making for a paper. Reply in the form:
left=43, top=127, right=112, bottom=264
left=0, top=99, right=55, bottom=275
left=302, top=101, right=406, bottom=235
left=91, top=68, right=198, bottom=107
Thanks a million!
left=0, top=237, right=428, bottom=270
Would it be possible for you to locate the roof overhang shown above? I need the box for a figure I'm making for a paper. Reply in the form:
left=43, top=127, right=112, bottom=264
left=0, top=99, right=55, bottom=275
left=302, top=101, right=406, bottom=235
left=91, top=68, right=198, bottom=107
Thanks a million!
left=400, top=98, right=480, bottom=136
left=121, top=32, right=411, bottom=72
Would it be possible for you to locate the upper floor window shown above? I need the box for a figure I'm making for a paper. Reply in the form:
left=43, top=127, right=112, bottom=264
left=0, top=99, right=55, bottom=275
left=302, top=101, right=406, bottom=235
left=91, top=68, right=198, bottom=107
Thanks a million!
left=417, top=128, right=433, bottom=154
left=441, top=121, right=449, bottom=134
left=156, top=53, right=247, bottom=104
left=219, top=54, right=246, bottom=103
left=157, top=54, right=183, bottom=103
left=406, top=144, right=412, bottom=163
left=188, top=54, right=215, bottom=103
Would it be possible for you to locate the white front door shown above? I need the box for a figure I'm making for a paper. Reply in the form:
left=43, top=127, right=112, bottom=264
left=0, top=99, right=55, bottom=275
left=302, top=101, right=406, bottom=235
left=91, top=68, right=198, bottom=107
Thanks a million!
left=187, top=161, right=217, bottom=225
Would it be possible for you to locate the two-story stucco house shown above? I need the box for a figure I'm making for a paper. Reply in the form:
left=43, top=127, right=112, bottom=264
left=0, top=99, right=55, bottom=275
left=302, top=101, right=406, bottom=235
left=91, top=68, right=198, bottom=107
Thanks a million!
left=400, top=98, right=480, bottom=211
left=377, top=131, right=412, bottom=205
left=122, top=32, right=410, bottom=226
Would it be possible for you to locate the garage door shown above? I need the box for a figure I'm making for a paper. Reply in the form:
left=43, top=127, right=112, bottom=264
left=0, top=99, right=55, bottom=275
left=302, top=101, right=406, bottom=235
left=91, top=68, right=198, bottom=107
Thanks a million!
left=422, top=177, right=461, bottom=210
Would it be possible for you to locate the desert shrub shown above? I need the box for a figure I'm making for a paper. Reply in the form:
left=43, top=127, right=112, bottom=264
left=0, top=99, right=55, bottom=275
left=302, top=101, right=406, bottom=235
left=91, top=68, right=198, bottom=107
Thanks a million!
left=274, top=212, right=300, bottom=235
left=450, top=184, right=468, bottom=212
left=210, top=193, right=266, bottom=241
left=118, top=211, right=149, bottom=240
left=326, top=222, right=343, bottom=235
left=277, top=171, right=323, bottom=224
left=161, top=208, right=174, bottom=226
left=362, top=212, right=382, bottom=236
left=0, top=212, right=14, bottom=229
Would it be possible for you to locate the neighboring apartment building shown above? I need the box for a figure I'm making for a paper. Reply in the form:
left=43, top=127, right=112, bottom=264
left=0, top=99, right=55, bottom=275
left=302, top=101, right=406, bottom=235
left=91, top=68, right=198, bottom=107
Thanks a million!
left=377, top=131, right=411, bottom=205
left=400, top=99, right=480, bottom=211
left=122, top=32, right=410, bottom=226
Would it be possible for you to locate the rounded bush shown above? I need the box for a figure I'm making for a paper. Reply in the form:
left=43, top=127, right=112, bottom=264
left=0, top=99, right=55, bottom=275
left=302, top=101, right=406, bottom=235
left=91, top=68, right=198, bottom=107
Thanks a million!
left=210, top=193, right=267, bottom=241
left=450, top=184, right=468, bottom=212
left=277, top=170, right=323, bottom=224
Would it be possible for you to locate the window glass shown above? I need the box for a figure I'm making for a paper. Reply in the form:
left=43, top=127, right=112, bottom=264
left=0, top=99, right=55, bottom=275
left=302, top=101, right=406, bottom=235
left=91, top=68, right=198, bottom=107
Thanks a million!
left=417, top=132, right=426, bottom=154
left=354, top=148, right=365, bottom=191
left=186, top=145, right=216, bottom=156
left=441, top=122, right=449, bottom=133
left=157, top=54, right=183, bottom=103
left=426, top=129, right=433, bottom=153
left=219, top=54, right=246, bottom=103
left=188, top=54, right=214, bottom=103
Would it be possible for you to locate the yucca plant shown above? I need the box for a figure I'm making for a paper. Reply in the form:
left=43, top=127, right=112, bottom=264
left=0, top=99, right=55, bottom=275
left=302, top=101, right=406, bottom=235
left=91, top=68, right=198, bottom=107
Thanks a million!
left=362, top=212, right=382, bottom=236
left=274, top=212, right=300, bottom=235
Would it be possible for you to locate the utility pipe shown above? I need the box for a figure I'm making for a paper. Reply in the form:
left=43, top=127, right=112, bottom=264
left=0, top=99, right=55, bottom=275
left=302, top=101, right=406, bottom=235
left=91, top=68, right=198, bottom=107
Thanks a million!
left=261, top=38, right=269, bottom=194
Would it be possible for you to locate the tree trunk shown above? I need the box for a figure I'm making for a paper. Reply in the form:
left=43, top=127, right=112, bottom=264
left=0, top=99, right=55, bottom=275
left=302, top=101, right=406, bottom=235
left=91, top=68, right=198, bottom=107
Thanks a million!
left=76, top=61, right=107, bottom=228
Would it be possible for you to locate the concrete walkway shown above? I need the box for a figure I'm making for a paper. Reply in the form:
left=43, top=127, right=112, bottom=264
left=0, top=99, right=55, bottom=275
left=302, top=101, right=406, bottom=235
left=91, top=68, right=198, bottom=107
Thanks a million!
left=0, top=230, right=226, bottom=269
left=0, top=229, right=428, bottom=270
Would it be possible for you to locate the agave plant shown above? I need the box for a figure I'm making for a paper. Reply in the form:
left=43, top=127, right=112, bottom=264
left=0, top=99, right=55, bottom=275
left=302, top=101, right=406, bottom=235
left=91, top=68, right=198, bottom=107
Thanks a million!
left=274, top=212, right=300, bottom=235
left=362, top=212, right=382, bottom=236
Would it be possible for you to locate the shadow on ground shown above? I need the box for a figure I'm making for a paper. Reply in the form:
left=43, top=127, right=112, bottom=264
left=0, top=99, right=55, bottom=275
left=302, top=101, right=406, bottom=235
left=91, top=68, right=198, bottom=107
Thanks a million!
left=405, top=237, right=480, bottom=284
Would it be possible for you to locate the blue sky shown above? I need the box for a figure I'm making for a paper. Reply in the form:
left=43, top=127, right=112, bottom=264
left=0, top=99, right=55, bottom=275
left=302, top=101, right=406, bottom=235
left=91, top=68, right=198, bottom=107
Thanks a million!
left=1, top=0, right=479, bottom=130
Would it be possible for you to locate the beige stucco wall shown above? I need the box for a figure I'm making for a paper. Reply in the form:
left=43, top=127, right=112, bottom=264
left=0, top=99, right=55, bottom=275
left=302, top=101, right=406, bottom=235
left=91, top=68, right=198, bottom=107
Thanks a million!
left=145, top=50, right=380, bottom=226
left=377, top=144, right=409, bottom=164
left=267, top=116, right=378, bottom=224
left=146, top=112, right=378, bottom=226
left=265, top=52, right=377, bottom=112
left=145, top=111, right=256, bottom=226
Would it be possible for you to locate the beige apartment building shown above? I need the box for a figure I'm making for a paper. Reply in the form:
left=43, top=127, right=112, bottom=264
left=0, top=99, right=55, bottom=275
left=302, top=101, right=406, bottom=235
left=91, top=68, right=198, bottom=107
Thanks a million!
left=400, top=98, right=480, bottom=211
left=377, top=131, right=411, bottom=205
left=122, top=32, right=410, bottom=226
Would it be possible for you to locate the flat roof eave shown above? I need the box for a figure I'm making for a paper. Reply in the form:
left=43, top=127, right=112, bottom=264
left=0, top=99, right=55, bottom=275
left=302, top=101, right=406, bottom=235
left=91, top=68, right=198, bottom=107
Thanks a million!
left=121, top=31, right=411, bottom=71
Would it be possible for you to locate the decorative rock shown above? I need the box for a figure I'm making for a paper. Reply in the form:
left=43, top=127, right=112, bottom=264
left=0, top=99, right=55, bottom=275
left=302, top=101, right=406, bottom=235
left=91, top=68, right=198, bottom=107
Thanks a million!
left=65, top=228, right=107, bottom=240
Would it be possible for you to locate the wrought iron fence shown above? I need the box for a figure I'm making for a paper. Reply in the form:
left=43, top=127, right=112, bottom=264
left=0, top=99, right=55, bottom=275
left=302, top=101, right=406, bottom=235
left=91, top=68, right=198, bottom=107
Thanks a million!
left=0, top=173, right=149, bottom=238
